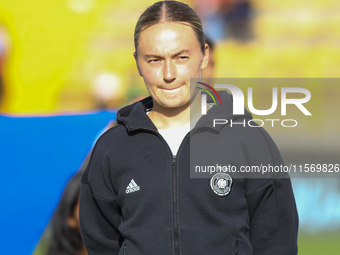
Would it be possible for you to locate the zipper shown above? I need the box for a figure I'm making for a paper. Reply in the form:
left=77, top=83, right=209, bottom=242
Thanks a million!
left=172, top=155, right=180, bottom=255
left=134, top=128, right=191, bottom=255
left=123, top=246, right=126, bottom=255
left=234, top=240, right=239, bottom=255
left=170, top=132, right=192, bottom=255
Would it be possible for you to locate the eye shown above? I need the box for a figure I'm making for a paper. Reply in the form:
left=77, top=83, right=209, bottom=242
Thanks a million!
left=178, top=56, right=189, bottom=61
left=148, top=59, right=159, bottom=63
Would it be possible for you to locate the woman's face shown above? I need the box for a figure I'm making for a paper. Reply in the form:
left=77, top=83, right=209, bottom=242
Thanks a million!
left=135, top=22, right=209, bottom=110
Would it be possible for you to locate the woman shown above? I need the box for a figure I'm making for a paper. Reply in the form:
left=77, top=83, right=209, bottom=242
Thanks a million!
left=79, top=1, right=298, bottom=255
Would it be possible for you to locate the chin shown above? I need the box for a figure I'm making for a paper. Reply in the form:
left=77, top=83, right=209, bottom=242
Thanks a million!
left=159, top=98, right=189, bottom=109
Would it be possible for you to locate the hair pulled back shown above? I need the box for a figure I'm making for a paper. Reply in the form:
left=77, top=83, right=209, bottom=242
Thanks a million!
left=134, top=1, right=205, bottom=53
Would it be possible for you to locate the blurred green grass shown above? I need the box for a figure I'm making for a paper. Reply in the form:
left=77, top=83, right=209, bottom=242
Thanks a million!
left=298, top=233, right=340, bottom=254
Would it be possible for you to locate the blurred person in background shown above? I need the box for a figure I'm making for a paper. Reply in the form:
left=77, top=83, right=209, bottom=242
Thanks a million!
left=33, top=170, right=88, bottom=255
left=196, top=0, right=254, bottom=42
left=224, top=0, right=254, bottom=41
left=0, top=24, right=9, bottom=109
left=0, top=43, right=3, bottom=107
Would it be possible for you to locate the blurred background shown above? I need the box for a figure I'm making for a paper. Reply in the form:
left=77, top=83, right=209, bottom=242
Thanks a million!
left=0, top=0, right=339, bottom=254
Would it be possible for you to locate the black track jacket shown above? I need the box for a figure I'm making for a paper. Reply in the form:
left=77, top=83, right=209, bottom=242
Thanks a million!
left=79, top=91, right=299, bottom=255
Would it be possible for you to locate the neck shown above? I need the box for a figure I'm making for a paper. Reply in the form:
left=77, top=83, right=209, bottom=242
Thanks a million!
left=148, top=93, right=202, bottom=130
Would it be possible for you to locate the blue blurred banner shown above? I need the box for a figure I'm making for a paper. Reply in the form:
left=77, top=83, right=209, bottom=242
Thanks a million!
left=292, top=178, right=340, bottom=233
left=0, top=111, right=116, bottom=255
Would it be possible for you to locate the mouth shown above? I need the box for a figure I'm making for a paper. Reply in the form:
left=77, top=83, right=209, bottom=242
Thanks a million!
left=160, top=84, right=184, bottom=91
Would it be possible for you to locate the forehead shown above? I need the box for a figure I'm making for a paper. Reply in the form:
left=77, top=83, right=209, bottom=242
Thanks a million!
left=137, top=22, right=200, bottom=55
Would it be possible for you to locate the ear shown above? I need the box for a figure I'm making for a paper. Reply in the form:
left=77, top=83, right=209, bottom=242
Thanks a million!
left=200, top=43, right=210, bottom=70
left=134, top=51, right=143, bottom=77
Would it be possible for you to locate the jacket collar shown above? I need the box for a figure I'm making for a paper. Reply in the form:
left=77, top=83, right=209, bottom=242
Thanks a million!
left=117, top=96, right=157, bottom=132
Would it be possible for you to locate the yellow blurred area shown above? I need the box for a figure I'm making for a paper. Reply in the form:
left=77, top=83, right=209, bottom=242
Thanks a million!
left=216, top=0, right=340, bottom=78
left=0, top=0, right=339, bottom=114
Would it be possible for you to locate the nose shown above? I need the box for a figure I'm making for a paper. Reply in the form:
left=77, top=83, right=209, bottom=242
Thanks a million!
left=163, top=60, right=176, bottom=83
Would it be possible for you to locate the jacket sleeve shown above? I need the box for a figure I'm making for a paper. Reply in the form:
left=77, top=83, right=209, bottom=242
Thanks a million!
left=79, top=138, right=122, bottom=255
left=245, top=128, right=299, bottom=255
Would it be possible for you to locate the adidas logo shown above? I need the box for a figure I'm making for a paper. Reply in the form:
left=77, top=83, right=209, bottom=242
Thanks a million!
left=126, top=179, right=140, bottom=194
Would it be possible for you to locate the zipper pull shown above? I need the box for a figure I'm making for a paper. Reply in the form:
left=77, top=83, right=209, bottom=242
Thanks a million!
left=172, top=155, right=176, bottom=165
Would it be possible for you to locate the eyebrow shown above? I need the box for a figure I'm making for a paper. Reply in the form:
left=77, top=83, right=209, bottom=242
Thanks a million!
left=144, top=49, right=190, bottom=59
